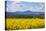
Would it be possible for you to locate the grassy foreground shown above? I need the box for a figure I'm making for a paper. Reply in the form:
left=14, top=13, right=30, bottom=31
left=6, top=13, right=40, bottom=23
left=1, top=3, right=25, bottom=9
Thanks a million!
left=5, top=18, right=45, bottom=30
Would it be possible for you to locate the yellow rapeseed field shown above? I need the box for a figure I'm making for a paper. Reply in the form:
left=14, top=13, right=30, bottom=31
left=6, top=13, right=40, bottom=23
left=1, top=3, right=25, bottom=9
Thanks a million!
left=5, top=18, right=45, bottom=30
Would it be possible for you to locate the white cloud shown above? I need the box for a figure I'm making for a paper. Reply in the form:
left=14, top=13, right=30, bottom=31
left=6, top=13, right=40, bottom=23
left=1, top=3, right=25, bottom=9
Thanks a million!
left=6, top=1, right=45, bottom=12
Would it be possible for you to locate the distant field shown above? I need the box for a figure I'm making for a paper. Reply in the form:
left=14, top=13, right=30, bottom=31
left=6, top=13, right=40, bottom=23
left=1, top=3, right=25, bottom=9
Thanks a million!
left=5, top=18, right=45, bottom=30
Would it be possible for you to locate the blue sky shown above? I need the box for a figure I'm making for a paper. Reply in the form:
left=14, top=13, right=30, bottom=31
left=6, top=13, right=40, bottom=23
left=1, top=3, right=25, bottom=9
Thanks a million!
left=6, top=1, right=45, bottom=12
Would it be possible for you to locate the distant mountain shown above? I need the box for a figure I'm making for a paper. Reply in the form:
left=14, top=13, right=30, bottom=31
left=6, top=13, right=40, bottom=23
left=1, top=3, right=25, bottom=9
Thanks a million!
left=6, top=10, right=44, bottom=17
left=24, top=10, right=32, bottom=13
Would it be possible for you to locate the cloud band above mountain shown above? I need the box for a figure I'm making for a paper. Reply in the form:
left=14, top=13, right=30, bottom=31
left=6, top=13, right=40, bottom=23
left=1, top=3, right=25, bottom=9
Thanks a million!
left=6, top=1, right=45, bottom=12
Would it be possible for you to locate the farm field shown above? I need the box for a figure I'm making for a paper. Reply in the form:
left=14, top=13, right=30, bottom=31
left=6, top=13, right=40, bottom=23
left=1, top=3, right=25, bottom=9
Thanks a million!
left=5, top=18, right=45, bottom=30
